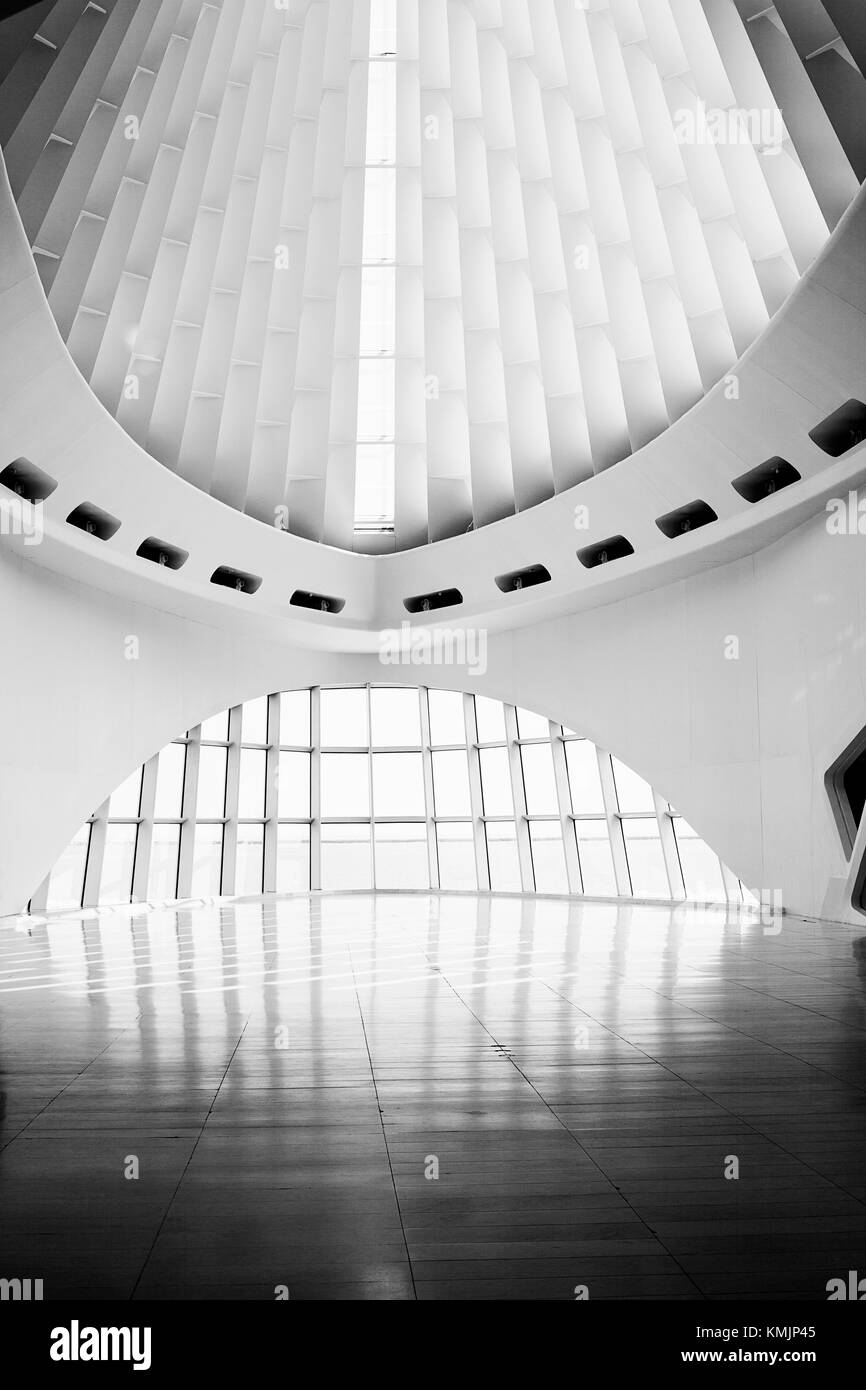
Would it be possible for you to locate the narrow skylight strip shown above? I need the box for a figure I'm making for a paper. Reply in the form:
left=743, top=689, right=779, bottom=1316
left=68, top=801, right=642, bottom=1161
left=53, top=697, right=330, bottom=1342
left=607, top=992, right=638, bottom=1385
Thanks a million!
left=354, top=0, right=397, bottom=534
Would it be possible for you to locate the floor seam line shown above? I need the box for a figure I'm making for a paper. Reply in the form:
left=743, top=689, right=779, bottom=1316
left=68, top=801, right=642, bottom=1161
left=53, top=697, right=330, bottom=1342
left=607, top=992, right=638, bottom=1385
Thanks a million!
left=349, top=944, right=418, bottom=1301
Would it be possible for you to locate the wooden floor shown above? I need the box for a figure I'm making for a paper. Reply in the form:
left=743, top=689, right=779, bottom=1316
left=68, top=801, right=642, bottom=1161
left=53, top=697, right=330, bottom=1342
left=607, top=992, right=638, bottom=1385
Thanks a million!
left=1, top=892, right=865, bottom=1301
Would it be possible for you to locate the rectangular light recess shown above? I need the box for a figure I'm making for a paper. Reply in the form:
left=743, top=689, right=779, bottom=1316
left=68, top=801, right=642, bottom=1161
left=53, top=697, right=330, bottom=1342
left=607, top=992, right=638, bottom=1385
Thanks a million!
left=494, top=564, right=551, bottom=593
left=808, top=400, right=866, bottom=457
left=0, top=457, right=57, bottom=502
left=211, top=565, right=262, bottom=594
left=731, top=457, right=800, bottom=503
left=404, top=588, right=463, bottom=613
left=136, top=537, right=189, bottom=570
left=655, top=500, right=718, bottom=538
left=576, top=537, right=634, bottom=569
left=66, top=502, right=121, bottom=540
left=290, top=589, right=346, bottom=614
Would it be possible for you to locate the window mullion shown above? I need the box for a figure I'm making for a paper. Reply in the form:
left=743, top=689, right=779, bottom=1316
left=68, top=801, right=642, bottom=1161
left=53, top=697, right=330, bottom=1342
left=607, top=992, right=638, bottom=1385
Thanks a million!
left=549, top=720, right=582, bottom=894
left=366, top=684, right=376, bottom=889
left=505, top=704, right=533, bottom=890
left=177, top=730, right=201, bottom=899
left=597, top=748, right=631, bottom=897
left=263, top=692, right=280, bottom=894
left=82, top=799, right=109, bottom=907
left=463, top=692, right=489, bottom=891
left=131, top=752, right=159, bottom=901
left=721, top=861, right=741, bottom=904
left=655, top=792, right=685, bottom=900
left=310, top=687, right=322, bottom=891
left=221, top=705, right=242, bottom=895
left=419, top=687, right=440, bottom=889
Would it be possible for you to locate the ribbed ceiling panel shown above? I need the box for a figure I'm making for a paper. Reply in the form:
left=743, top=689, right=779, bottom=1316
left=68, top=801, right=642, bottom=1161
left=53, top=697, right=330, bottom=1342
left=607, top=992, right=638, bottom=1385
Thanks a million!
left=1, top=0, right=863, bottom=550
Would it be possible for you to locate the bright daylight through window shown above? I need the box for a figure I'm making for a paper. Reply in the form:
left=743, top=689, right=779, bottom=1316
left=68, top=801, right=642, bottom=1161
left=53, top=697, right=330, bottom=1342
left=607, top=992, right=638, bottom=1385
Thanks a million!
left=38, top=686, right=744, bottom=911
left=354, top=0, right=397, bottom=534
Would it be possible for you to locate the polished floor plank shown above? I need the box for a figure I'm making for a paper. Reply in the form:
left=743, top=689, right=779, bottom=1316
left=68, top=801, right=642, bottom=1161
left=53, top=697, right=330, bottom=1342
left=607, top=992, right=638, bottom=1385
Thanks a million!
left=1, top=892, right=865, bottom=1300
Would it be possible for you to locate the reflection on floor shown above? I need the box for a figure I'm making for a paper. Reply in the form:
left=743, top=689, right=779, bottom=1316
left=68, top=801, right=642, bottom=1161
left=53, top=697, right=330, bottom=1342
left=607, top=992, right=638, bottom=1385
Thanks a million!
left=1, top=893, right=866, bottom=1301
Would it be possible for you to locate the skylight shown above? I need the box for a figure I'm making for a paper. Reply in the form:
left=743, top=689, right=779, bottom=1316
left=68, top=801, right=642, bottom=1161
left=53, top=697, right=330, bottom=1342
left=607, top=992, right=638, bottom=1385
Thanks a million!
left=354, top=0, right=398, bottom=535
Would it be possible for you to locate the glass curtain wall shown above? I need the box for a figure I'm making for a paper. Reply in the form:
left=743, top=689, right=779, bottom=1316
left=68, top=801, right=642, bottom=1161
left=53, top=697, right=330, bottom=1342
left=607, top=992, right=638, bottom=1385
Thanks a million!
left=35, top=686, right=743, bottom=910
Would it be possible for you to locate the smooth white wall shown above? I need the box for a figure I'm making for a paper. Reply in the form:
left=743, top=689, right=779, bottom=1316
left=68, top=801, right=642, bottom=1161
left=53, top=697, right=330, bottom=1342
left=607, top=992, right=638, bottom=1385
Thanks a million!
left=2, top=492, right=863, bottom=921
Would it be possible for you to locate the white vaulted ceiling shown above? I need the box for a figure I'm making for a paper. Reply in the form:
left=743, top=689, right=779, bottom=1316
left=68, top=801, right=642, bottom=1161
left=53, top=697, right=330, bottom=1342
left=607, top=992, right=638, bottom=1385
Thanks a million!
left=0, top=0, right=864, bottom=552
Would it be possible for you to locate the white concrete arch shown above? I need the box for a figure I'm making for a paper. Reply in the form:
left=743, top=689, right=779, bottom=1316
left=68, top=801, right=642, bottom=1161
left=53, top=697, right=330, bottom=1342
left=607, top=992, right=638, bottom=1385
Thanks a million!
left=3, top=0, right=860, bottom=549
left=1, top=0, right=866, bottom=923
left=5, top=477, right=866, bottom=925
left=36, top=676, right=741, bottom=912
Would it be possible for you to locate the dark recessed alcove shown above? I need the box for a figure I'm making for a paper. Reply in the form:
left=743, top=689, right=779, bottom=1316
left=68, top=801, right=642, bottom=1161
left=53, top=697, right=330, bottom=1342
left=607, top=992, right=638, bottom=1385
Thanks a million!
left=66, top=503, right=121, bottom=541
left=290, top=589, right=346, bottom=614
left=809, top=399, right=866, bottom=457
left=655, top=499, right=718, bottom=538
left=211, top=565, right=262, bottom=594
left=576, top=536, right=634, bottom=569
left=0, top=458, right=57, bottom=503
left=404, top=588, right=463, bottom=613
left=136, top=537, right=189, bottom=570
left=731, top=457, right=800, bottom=503
left=494, top=564, right=551, bottom=593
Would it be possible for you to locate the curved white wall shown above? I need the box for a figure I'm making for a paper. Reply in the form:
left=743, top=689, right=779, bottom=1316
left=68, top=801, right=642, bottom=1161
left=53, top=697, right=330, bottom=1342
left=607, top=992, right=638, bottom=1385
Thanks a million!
left=3, top=488, right=865, bottom=922
left=3, top=0, right=866, bottom=924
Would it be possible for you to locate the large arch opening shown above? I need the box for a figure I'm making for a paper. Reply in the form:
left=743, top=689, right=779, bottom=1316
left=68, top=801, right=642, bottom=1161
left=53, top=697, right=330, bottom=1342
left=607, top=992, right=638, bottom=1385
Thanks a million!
left=34, top=683, right=747, bottom=914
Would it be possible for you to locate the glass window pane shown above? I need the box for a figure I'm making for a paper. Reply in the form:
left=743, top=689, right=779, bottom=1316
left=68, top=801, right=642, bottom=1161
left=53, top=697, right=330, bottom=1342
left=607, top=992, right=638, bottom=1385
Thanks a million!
left=277, top=824, right=310, bottom=893
left=148, top=824, right=179, bottom=900
left=622, top=817, right=669, bottom=898
left=236, top=824, right=264, bottom=895
left=612, top=758, right=656, bottom=814
left=355, top=444, right=395, bottom=530
left=365, top=58, right=396, bottom=164
left=474, top=695, right=506, bottom=744
left=565, top=740, right=605, bottom=815
left=46, top=825, right=90, bottom=911
left=375, top=824, right=429, bottom=889
left=359, top=266, right=396, bottom=354
left=191, top=824, right=223, bottom=897
left=362, top=167, right=396, bottom=262
left=320, top=688, right=367, bottom=747
left=520, top=743, right=558, bottom=816
left=238, top=747, right=266, bottom=819
left=529, top=821, right=568, bottom=893
left=278, top=751, right=310, bottom=819
left=370, top=687, right=421, bottom=747
left=321, top=752, right=370, bottom=818
left=357, top=357, right=395, bottom=440
left=432, top=749, right=471, bottom=817
left=154, top=743, right=186, bottom=819
left=427, top=690, right=465, bottom=746
left=279, top=690, right=311, bottom=746
left=109, top=767, right=142, bottom=819
left=242, top=696, right=269, bottom=745
left=516, top=707, right=550, bottom=739
left=436, top=822, right=476, bottom=890
left=486, top=822, right=521, bottom=892
left=577, top=820, right=617, bottom=897
left=372, top=752, right=425, bottom=817
left=100, top=824, right=137, bottom=904
left=674, top=820, right=726, bottom=902
left=479, top=746, right=513, bottom=816
left=370, top=0, right=396, bottom=55
left=197, top=745, right=227, bottom=818
left=200, top=710, right=229, bottom=742
left=322, top=824, right=372, bottom=890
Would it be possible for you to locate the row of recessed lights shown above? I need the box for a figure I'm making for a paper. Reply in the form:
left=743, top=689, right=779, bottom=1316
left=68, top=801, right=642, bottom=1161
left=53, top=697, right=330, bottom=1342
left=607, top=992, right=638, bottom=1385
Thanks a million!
left=3, top=398, right=863, bottom=616
left=394, top=398, right=866, bottom=610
